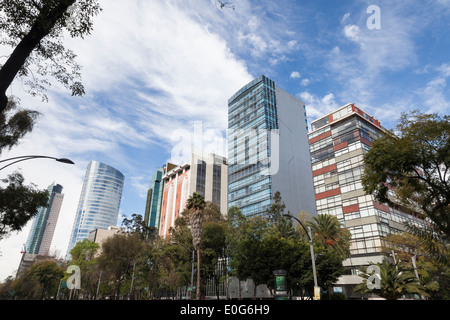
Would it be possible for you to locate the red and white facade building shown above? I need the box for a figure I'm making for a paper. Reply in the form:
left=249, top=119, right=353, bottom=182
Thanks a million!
left=158, top=152, right=228, bottom=238
left=308, top=103, right=426, bottom=297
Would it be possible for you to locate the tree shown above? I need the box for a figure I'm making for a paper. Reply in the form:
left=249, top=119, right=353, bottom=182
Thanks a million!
left=0, top=97, right=40, bottom=151
left=122, top=213, right=157, bottom=241
left=226, top=206, right=248, bottom=299
left=97, top=233, right=151, bottom=299
left=237, top=215, right=271, bottom=299
left=266, top=191, right=296, bottom=238
left=0, top=0, right=102, bottom=113
left=309, top=214, right=351, bottom=260
left=29, top=260, right=65, bottom=299
left=199, top=203, right=227, bottom=300
left=186, top=192, right=206, bottom=300
left=362, top=110, right=449, bottom=264
left=0, top=171, right=49, bottom=241
left=382, top=232, right=450, bottom=299
left=152, top=240, right=190, bottom=299
left=67, top=238, right=99, bottom=299
left=354, top=260, right=429, bottom=300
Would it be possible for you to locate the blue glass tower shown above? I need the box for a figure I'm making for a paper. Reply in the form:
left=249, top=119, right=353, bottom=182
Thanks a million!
left=66, top=161, right=124, bottom=258
left=228, top=75, right=316, bottom=218
left=144, top=166, right=165, bottom=230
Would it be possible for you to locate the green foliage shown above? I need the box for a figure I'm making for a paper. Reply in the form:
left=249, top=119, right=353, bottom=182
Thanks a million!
left=309, top=214, right=351, bottom=260
left=362, top=110, right=450, bottom=263
left=227, top=194, right=350, bottom=299
left=266, top=191, right=296, bottom=238
left=122, top=213, right=157, bottom=241
left=355, top=260, right=429, bottom=300
left=0, top=171, right=49, bottom=240
left=29, top=260, right=65, bottom=299
left=382, top=232, right=450, bottom=299
left=97, top=232, right=152, bottom=299
left=186, top=192, right=206, bottom=250
left=0, top=0, right=102, bottom=110
left=0, top=97, right=40, bottom=152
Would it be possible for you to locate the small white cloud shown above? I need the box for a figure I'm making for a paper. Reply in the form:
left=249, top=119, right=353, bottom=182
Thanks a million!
left=301, top=78, right=311, bottom=86
left=287, top=40, right=298, bottom=49
left=438, top=63, right=450, bottom=77
left=341, top=13, right=351, bottom=24
left=290, top=71, right=301, bottom=79
left=344, top=24, right=360, bottom=42
left=299, top=91, right=340, bottom=120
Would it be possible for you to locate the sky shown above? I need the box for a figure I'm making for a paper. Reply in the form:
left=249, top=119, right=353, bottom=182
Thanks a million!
left=0, top=0, right=449, bottom=281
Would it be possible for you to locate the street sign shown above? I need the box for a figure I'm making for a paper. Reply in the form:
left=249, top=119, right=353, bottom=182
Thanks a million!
left=333, top=286, right=343, bottom=293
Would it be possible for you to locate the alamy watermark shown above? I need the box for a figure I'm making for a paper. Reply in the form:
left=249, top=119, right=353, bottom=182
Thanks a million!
left=66, top=265, right=81, bottom=290
left=366, top=265, right=381, bottom=290
left=366, top=5, right=381, bottom=30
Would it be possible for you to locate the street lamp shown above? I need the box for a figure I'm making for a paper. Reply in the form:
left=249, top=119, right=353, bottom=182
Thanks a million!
left=282, top=213, right=320, bottom=299
left=0, top=155, right=75, bottom=171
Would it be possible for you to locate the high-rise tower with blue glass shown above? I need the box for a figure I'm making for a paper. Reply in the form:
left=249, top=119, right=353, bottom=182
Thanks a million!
left=228, top=75, right=316, bottom=219
left=66, top=161, right=124, bottom=258
left=144, top=166, right=165, bottom=230
left=26, top=183, right=64, bottom=256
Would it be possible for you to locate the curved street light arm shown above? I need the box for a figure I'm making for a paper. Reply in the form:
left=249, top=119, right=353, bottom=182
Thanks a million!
left=282, top=213, right=319, bottom=289
left=282, top=213, right=312, bottom=242
left=0, top=155, right=74, bottom=171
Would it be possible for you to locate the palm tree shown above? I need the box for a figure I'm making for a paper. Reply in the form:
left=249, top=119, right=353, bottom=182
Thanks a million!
left=309, top=214, right=351, bottom=259
left=355, top=260, right=429, bottom=300
left=186, top=192, right=206, bottom=300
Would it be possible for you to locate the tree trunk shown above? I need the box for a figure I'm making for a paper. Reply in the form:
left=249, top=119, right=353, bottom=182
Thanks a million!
left=238, top=279, right=241, bottom=300
left=0, top=0, right=76, bottom=113
left=196, top=247, right=201, bottom=300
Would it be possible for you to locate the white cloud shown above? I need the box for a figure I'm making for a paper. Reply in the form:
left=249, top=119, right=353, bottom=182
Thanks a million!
left=438, top=63, right=450, bottom=77
left=299, top=91, right=341, bottom=121
left=0, top=0, right=253, bottom=280
left=344, top=24, right=360, bottom=42
left=341, top=12, right=351, bottom=23
left=290, top=71, right=301, bottom=79
left=301, top=78, right=311, bottom=86
left=418, top=66, right=450, bottom=114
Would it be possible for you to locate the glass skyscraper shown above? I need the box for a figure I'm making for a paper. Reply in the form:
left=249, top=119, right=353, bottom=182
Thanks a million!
left=144, top=166, right=165, bottom=230
left=228, top=75, right=316, bottom=219
left=66, top=161, right=125, bottom=258
left=25, top=183, right=64, bottom=256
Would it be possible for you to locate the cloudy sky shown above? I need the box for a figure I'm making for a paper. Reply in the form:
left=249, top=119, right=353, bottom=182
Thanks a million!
left=1, top=0, right=449, bottom=280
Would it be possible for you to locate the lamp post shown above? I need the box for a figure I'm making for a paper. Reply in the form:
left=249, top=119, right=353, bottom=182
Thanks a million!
left=282, top=214, right=320, bottom=299
left=0, top=155, right=75, bottom=171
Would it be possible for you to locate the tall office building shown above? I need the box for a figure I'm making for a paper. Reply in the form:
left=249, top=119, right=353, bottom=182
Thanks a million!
left=66, top=161, right=125, bottom=258
left=25, top=183, right=64, bottom=256
left=158, top=152, right=228, bottom=238
left=308, top=103, right=426, bottom=297
left=144, top=165, right=173, bottom=231
left=227, top=75, right=316, bottom=219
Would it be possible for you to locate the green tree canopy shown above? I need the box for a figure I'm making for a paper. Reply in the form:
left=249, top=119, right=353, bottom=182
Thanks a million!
left=362, top=110, right=450, bottom=263
left=29, top=260, right=65, bottom=299
left=0, top=171, right=49, bottom=241
left=0, top=0, right=102, bottom=112
left=97, top=232, right=151, bottom=299
left=355, top=260, right=429, bottom=300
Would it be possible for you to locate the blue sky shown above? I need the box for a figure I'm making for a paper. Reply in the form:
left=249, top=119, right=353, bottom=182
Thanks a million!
left=1, top=0, right=449, bottom=280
